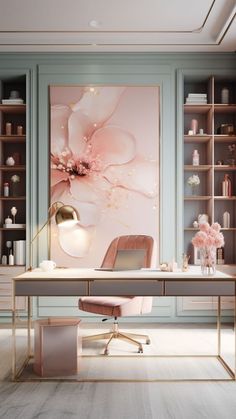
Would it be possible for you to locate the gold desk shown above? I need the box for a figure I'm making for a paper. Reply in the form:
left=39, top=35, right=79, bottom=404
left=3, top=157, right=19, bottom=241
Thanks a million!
left=12, top=266, right=236, bottom=382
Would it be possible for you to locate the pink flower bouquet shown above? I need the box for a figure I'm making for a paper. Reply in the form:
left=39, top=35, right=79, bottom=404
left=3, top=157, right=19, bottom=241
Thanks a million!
left=192, top=222, right=224, bottom=274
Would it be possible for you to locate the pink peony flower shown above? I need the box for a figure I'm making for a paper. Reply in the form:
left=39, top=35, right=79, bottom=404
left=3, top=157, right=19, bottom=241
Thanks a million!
left=192, top=223, right=224, bottom=249
left=192, top=231, right=208, bottom=248
left=211, top=222, right=221, bottom=232
left=199, top=222, right=210, bottom=233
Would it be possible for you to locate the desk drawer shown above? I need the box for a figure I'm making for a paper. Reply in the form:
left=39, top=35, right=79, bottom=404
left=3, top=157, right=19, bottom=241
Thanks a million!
left=165, top=281, right=235, bottom=296
left=90, top=280, right=164, bottom=296
left=15, top=280, right=88, bottom=296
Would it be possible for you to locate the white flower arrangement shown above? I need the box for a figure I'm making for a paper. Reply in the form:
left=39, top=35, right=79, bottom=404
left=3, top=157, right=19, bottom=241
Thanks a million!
left=11, top=174, right=20, bottom=183
left=187, top=174, right=200, bottom=187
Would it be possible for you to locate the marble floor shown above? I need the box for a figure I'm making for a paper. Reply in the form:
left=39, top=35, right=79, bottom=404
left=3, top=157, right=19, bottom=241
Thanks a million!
left=0, top=323, right=236, bottom=419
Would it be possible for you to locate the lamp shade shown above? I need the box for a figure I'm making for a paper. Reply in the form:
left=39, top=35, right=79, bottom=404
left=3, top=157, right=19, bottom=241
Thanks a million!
left=58, top=223, right=94, bottom=257
left=55, top=204, right=79, bottom=226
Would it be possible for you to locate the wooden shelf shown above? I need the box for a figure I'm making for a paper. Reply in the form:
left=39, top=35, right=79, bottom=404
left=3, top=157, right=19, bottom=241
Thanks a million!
left=0, top=264, right=25, bottom=267
left=214, top=165, right=236, bottom=171
left=214, top=196, right=236, bottom=200
left=214, top=104, right=236, bottom=113
left=184, top=196, right=212, bottom=201
left=184, top=104, right=212, bottom=114
left=184, top=135, right=212, bottom=143
left=214, top=135, right=236, bottom=143
left=0, top=104, right=26, bottom=114
left=0, top=135, right=26, bottom=142
left=221, top=228, right=236, bottom=231
left=0, top=196, right=26, bottom=200
left=184, top=165, right=211, bottom=171
left=0, top=228, right=26, bottom=231
left=0, top=165, right=26, bottom=171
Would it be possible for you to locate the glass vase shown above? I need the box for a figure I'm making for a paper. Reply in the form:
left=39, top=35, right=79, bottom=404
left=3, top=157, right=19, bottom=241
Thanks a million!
left=191, top=185, right=198, bottom=196
left=200, top=247, right=216, bottom=276
left=11, top=181, right=20, bottom=197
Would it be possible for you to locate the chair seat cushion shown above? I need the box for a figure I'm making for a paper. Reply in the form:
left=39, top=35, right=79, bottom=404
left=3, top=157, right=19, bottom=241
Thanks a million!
left=79, top=296, right=145, bottom=317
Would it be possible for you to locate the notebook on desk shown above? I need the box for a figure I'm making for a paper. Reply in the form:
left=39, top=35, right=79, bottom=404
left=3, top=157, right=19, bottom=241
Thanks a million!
left=95, top=249, right=147, bottom=271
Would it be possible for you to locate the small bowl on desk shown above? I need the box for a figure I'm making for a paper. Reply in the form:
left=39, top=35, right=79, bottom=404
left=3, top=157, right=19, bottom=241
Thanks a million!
left=160, top=262, right=169, bottom=272
left=39, top=260, right=56, bottom=272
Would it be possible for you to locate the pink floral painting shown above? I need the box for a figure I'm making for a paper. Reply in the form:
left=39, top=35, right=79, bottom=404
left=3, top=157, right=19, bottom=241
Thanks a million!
left=50, top=86, right=159, bottom=267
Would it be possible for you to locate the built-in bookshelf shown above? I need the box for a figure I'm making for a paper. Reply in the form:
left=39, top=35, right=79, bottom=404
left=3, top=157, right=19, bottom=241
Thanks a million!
left=0, top=76, right=27, bottom=311
left=183, top=75, right=236, bottom=265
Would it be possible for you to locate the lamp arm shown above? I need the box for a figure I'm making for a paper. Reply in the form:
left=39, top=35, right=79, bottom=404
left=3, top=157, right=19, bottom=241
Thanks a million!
left=28, top=201, right=64, bottom=270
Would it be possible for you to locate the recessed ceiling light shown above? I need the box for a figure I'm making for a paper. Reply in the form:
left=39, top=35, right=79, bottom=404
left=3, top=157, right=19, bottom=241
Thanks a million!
left=89, top=20, right=100, bottom=28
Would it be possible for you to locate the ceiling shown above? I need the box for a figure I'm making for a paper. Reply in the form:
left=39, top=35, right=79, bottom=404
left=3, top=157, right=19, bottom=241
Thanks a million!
left=0, top=0, right=235, bottom=52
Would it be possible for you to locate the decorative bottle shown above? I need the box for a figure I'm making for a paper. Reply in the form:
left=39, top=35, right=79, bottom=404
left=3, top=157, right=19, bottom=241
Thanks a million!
left=3, top=182, right=9, bottom=197
left=222, top=174, right=232, bottom=197
left=192, top=150, right=199, bottom=166
left=9, top=251, right=14, bottom=266
left=223, top=211, right=230, bottom=228
left=221, top=88, right=229, bottom=104
left=1, top=255, right=7, bottom=265
left=5, top=122, right=12, bottom=136
left=190, top=119, right=198, bottom=135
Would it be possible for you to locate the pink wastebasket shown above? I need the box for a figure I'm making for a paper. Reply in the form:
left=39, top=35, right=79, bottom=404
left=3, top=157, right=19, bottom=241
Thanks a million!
left=33, top=318, right=81, bottom=377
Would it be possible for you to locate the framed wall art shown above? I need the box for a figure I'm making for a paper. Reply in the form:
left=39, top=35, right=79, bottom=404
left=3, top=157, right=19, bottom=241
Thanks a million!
left=50, top=85, right=159, bottom=267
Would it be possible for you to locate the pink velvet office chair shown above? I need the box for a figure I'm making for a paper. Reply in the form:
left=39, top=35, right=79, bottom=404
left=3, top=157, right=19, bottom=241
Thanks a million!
left=79, top=235, right=155, bottom=355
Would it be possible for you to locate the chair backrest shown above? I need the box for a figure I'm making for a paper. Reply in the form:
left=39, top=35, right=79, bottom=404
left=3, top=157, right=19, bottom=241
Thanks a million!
left=101, top=235, right=156, bottom=269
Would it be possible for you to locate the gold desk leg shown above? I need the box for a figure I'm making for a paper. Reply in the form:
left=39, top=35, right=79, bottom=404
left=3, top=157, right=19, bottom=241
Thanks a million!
left=217, top=294, right=236, bottom=381
left=12, top=281, right=16, bottom=381
left=27, top=296, right=31, bottom=357
left=234, top=292, right=236, bottom=380
left=217, top=296, right=221, bottom=357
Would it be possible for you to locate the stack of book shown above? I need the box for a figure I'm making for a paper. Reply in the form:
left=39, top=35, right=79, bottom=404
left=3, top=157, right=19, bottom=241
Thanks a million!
left=2, top=98, right=24, bottom=104
left=185, top=93, right=207, bottom=104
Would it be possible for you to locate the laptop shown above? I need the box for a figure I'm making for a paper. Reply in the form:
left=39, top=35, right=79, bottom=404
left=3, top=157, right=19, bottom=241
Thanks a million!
left=95, top=249, right=146, bottom=271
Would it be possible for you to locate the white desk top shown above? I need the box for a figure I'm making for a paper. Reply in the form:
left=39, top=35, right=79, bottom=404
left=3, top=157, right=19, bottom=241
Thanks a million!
left=13, top=266, right=235, bottom=281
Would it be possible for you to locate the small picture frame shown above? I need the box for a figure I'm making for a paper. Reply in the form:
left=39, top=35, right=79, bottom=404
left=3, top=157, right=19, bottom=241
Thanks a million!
left=194, top=246, right=201, bottom=265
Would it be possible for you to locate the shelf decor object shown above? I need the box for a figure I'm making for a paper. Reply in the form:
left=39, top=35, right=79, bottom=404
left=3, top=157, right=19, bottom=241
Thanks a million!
left=10, top=174, right=21, bottom=197
left=192, top=223, right=224, bottom=275
left=227, top=144, right=235, bottom=166
left=187, top=174, right=200, bottom=195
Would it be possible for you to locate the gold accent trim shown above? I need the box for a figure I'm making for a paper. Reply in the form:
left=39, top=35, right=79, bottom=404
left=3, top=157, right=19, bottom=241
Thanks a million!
left=0, top=1, right=215, bottom=35
left=217, top=12, right=236, bottom=45
left=13, top=354, right=235, bottom=383
left=12, top=307, right=236, bottom=382
left=218, top=355, right=235, bottom=380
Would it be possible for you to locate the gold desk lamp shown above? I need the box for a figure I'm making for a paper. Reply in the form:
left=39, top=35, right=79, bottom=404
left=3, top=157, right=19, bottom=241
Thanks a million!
left=29, top=201, right=79, bottom=270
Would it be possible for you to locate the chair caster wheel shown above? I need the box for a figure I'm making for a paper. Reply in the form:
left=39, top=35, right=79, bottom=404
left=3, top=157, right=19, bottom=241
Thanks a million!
left=146, top=338, right=151, bottom=345
left=104, top=349, right=109, bottom=355
left=138, top=347, right=143, bottom=354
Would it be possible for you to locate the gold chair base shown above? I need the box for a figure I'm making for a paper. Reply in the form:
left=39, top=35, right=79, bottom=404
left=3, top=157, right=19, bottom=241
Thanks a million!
left=82, top=324, right=150, bottom=355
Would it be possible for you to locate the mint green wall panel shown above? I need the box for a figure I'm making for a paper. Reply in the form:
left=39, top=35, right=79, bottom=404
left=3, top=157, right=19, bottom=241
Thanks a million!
left=0, top=52, right=235, bottom=322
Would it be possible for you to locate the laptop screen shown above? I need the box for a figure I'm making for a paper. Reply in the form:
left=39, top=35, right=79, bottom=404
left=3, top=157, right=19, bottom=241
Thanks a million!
left=113, top=249, right=146, bottom=271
